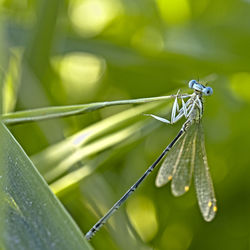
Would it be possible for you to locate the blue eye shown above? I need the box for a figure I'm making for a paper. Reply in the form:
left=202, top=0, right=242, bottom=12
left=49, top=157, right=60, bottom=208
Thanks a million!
left=188, top=80, right=197, bottom=89
left=203, top=87, right=213, bottom=96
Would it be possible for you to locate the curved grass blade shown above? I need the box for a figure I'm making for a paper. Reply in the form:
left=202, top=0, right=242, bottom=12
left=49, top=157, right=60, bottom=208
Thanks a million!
left=50, top=119, right=160, bottom=195
left=0, top=121, right=92, bottom=250
left=32, top=101, right=171, bottom=180
left=194, top=123, right=217, bottom=221
left=2, top=95, right=174, bottom=125
left=44, top=120, right=148, bottom=182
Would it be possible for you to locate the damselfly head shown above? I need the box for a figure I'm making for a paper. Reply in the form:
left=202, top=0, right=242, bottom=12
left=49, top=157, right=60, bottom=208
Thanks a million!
left=188, top=79, right=213, bottom=96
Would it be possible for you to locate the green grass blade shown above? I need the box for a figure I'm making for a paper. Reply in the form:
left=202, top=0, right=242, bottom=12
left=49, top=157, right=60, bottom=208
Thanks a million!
left=2, top=95, right=174, bottom=125
left=0, top=121, right=92, bottom=250
left=44, top=121, right=146, bottom=181
left=32, top=100, right=171, bottom=180
left=50, top=117, right=160, bottom=195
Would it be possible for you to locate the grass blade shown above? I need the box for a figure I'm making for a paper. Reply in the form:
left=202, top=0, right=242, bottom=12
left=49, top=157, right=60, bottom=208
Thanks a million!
left=2, top=95, right=174, bottom=125
left=0, top=121, right=92, bottom=250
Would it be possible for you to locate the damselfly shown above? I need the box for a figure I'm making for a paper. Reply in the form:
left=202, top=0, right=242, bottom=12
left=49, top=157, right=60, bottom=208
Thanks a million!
left=85, top=80, right=217, bottom=240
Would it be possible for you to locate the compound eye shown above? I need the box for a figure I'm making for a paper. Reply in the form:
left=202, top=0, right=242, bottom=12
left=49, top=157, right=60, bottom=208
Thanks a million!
left=203, top=87, right=213, bottom=96
left=188, top=80, right=197, bottom=89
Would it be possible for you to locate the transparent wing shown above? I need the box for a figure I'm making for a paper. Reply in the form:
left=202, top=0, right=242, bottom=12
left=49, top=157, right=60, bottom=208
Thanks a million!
left=155, top=131, right=186, bottom=187
left=194, top=123, right=217, bottom=221
left=171, top=123, right=197, bottom=196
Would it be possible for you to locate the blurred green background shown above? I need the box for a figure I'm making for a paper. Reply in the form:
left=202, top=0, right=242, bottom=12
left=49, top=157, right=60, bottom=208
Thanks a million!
left=1, top=0, right=250, bottom=249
